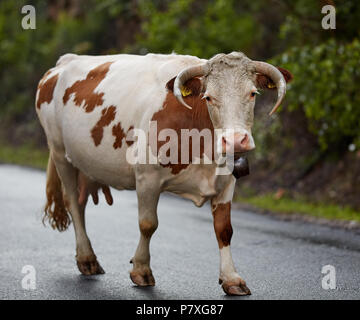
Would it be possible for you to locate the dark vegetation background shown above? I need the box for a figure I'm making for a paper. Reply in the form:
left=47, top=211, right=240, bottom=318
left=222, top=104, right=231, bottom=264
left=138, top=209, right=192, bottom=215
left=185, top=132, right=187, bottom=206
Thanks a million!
left=1, top=0, right=359, bottom=215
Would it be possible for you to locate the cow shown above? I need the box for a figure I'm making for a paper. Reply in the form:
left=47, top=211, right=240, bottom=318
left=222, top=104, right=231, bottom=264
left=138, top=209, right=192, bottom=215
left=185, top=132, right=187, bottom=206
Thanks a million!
left=35, top=51, right=292, bottom=296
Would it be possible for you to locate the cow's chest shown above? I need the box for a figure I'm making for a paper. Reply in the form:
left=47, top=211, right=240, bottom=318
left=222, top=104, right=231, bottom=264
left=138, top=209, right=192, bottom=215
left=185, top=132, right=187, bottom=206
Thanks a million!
left=159, top=164, right=234, bottom=207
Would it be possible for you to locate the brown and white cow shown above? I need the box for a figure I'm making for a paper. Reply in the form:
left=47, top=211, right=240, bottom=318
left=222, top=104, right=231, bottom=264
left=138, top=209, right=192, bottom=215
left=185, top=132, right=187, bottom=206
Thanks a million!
left=36, top=52, right=292, bottom=296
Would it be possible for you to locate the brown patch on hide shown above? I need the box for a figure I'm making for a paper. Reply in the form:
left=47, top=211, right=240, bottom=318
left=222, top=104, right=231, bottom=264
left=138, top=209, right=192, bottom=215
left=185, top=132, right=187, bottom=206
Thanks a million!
left=211, top=201, right=232, bottom=249
left=112, top=122, right=126, bottom=149
left=38, top=70, right=52, bottom=87
left=112, top=123, right=134, bottom=149
left=63, top=61, right=113, bottom=112
left=126, top=126, right=135, bottom=146
left=151, top=77, right=214, bottom=175
left=37, top=74, right=59, bottom=109
left=91, top=106, right=116, bottom=146
left=256, top=66, right=293, bottom=90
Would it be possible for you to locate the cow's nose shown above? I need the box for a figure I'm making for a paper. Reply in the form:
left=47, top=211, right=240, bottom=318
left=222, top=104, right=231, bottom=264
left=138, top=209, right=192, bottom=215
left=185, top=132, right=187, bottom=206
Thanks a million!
left=222, top=132, right=255, bottom=154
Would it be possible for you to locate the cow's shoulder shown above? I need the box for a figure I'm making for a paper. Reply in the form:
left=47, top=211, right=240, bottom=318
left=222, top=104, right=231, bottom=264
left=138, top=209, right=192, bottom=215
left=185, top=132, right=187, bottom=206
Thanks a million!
left=151, top=76, right=214, bottom=175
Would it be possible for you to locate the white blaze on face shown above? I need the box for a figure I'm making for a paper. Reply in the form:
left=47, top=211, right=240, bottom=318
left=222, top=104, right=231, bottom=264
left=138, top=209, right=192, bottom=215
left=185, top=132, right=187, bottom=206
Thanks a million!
left=201, top=52, right=258, bottom=157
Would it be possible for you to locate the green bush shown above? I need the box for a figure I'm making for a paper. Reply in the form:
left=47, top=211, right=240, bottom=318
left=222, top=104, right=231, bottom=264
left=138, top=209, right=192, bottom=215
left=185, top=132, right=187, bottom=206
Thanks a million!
left=0, top=0, right=120, bottom=121
left=272, top=38, right=360, bottom=153
left=136, top=0, right=258, bottom=58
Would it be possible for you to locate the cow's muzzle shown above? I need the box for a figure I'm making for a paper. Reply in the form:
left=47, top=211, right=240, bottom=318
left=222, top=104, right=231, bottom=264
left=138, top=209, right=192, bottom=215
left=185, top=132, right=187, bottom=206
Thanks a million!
left=221, top=130, right=255, bottom=154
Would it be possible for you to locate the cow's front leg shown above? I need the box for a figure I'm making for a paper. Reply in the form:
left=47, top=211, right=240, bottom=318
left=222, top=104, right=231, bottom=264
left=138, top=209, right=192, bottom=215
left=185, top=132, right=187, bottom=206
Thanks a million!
left=130, top=181, right=160, bottom=286
left=211, top=181, right=251, bottom=296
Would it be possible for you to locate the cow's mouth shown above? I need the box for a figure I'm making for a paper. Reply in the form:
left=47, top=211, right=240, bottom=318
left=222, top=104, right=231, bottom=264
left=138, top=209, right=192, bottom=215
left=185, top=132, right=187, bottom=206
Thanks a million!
left=234, top=152, right=246, bottom=161
left=221, top=152, right=249, bottom=161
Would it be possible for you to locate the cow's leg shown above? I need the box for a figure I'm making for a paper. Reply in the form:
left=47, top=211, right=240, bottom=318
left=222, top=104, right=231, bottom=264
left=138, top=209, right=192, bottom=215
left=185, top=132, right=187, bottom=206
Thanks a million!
left=52, top=150, right=104, bottom=275
left=130, top=180, right=160, bottom=286
left=211, top=179, right=251, bottom=296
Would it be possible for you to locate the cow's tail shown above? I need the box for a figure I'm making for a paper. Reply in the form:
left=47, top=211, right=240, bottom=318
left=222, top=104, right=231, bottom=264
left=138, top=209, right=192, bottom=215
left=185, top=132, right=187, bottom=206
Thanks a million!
left=43, top=155, right=71, bottom=231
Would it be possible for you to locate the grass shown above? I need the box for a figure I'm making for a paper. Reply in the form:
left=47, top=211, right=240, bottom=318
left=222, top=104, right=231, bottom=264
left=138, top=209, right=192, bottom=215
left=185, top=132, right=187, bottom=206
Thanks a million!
left=0, top=143, right=48, bottom=170
left=237, top=193, right=360, bottom=222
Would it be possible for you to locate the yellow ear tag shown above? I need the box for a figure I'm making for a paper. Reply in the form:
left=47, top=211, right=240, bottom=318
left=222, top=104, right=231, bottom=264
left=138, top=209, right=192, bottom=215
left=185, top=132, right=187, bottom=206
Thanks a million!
left=180, top=86, right=192, bottom=97
left=267, top=83, right=276, bottom=89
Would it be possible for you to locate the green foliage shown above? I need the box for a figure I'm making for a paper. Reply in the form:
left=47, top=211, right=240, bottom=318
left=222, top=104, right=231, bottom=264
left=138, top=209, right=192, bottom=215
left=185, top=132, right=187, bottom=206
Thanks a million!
left=272, top=38, right=360, bottom=152
left=136, top=0, right=258, bottom=58
left=279, top=0, right=360, bottom=46
left=0, top=0, right=120, bottom=121
left=0, top=141, right=48, bottom=169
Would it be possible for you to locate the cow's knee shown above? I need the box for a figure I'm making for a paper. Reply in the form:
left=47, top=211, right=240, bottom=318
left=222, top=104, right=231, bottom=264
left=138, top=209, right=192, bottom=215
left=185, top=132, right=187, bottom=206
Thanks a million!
left=130, top=218, right=157, bottom=287
left=139, top=219, right=158, bottom=238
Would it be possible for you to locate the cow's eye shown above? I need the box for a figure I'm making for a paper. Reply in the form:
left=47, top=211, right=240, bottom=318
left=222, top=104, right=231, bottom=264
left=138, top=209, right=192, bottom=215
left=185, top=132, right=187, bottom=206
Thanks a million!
left=250, top=90, right=259, bottom=98
left=202, top=94, right=216, bottom=103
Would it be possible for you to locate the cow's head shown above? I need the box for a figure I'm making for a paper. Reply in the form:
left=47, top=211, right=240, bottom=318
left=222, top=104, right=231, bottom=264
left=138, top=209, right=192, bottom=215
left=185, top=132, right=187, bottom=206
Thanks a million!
left=173, top=52, right=292, bottom=156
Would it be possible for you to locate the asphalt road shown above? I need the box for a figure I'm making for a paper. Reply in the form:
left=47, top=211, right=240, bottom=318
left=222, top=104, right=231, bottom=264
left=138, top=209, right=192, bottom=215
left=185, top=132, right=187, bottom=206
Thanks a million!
left=1, top=164, right=360, bottom=300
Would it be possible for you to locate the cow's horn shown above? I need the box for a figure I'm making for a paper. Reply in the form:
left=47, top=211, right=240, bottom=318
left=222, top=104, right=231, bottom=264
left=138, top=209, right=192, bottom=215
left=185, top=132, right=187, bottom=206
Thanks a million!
left=174, top=64, right=209, bottom=109
left=254, top=61, right=287, bottom=116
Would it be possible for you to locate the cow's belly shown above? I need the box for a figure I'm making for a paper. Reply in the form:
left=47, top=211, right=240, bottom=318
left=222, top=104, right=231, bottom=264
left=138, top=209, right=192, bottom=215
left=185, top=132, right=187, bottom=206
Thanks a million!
left=61, top=107, right=136, bottom=190
left=64, top=142, right=136, bottom=190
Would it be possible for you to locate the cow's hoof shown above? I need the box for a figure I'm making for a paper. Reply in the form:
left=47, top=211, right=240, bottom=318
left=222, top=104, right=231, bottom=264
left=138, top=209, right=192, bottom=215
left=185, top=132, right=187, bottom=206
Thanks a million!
left=77, top=258, right=105, bottom=275
left=221, top=279, right=251, bottom=296
left=130, top=268, right=155, bottom=286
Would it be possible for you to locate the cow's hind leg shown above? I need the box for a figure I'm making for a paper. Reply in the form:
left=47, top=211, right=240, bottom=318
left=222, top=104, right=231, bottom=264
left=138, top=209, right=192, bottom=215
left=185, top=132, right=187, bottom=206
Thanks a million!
left=51, top=150, right=104, bottom=275
left=130, top=179, right=160, bottom=286
left=211, top=179, right=251, bottom=296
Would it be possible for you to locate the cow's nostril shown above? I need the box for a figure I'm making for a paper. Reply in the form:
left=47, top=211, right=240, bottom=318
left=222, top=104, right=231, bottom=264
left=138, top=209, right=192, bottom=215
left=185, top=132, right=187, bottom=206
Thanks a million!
left=240, top=134, right=248, bottom=146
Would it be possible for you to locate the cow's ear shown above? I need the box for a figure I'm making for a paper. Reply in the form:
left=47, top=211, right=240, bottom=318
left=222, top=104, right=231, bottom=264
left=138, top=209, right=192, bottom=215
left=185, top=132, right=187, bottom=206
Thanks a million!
left=256, top=67, right=293, bottom=90
left=166, top=77, right=176, bottom=91
left=166, top=77, right=202, bottom=96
